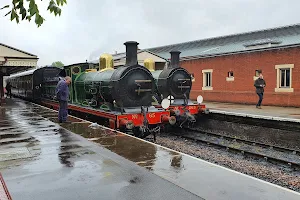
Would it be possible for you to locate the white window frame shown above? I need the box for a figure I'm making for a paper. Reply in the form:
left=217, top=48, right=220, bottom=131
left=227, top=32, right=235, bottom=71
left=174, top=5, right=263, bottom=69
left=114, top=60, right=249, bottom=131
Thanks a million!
left=226, top=71, right=234, bottom=81
left=202, top=69, right=213, bottom=90
left=275, top=64, right=294, bottom=92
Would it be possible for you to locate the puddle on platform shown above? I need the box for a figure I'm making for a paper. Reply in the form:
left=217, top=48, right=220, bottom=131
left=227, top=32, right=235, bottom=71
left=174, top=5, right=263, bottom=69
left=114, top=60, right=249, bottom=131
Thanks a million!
left=1, top=101, right=187, bottom=184
left=60, top=122, right=186, bottom=174
left=1, top=104, right=96, bottom=172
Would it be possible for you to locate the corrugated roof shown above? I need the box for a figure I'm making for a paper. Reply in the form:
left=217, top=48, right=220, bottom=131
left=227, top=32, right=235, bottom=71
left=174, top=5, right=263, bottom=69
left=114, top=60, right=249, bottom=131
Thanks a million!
left=144, top=23, right=300, bottom=60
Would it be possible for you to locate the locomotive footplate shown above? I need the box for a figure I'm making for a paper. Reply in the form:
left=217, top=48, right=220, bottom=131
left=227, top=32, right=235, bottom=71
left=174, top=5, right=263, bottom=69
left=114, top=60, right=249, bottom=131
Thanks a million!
left=41, top=100, right=175, bottom=139
left=117, top=111, right=170, bottom=127
left=155, top=104, right=206, bottom=115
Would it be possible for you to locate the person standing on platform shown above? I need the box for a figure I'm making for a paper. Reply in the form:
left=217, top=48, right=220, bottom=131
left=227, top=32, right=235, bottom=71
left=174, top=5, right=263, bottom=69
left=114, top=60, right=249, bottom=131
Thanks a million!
left=55, top=76, right=71, bottom=123
left=254, top=73, right=266, bottom=109
left=0, top=76, right=3, bottom=106
left=5, top=82, right=12, bottom=98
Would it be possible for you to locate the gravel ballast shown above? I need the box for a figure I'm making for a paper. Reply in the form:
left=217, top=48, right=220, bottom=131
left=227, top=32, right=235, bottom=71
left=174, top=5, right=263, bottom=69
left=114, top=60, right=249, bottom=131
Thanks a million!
left=155, top=132, right=300, bottom=192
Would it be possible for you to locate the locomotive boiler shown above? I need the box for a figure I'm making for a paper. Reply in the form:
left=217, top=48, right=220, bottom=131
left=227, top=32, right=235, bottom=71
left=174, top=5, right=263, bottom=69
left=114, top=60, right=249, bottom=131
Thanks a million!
left=74, top=41, right=154, bottom=109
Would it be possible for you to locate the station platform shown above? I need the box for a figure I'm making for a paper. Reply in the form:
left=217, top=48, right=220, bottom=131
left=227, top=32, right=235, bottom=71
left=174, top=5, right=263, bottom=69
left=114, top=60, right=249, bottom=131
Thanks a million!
left=1, top=99, right=300, bottom=200
left=204, top=101, right=300, bottom=123
left=0, top=99, right=202, bottom=200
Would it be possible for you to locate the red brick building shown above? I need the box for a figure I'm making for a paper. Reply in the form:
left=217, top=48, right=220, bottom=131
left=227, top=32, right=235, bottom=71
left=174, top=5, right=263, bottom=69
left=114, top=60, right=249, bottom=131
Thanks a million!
left=146, top=24, right=300, bottom=107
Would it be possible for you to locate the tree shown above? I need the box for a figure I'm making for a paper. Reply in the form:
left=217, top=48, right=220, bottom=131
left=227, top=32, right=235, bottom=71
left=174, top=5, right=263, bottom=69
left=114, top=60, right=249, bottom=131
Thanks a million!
left=0, top=0, right=67, bottom=27
left=52, top=61, right=64, bottom=68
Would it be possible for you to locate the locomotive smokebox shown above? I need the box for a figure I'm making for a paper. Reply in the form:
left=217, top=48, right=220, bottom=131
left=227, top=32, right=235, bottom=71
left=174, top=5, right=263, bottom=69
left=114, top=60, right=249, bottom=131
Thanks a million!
left=124, top=41, right=139, bottom=66
left=169, top=51, right=181, bottom=68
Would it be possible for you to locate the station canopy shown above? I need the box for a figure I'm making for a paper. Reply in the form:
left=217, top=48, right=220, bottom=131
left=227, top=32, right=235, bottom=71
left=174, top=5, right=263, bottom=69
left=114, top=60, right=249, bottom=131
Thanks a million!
left=0, top=43, right=38, bottom=76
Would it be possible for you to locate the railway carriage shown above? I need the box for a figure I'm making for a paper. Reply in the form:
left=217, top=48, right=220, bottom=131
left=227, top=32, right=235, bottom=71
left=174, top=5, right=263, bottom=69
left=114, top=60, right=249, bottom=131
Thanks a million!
left=8, top=67, right=62, bottom=101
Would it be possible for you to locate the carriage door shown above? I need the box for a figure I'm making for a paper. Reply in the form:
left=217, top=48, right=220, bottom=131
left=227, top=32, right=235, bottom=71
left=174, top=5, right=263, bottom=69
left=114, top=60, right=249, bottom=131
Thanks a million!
left=70, top=66, right=81, bottom=103
left=33, top=71, right=42, bottom=100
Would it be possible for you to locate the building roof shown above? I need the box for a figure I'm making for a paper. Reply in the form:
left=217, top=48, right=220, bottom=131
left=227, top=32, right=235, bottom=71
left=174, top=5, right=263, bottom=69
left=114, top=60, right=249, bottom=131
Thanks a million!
left=8, top=66, right=61, bottom=78
left=0, top=43, right=37, bottom=57
left=144, top=23, right=300, bottom=60
left=90, top=49, right=168, bottom=64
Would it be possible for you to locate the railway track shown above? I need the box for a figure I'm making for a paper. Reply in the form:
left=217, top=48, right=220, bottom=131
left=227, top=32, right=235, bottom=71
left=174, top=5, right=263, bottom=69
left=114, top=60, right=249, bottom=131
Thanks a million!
left=176, top=127, right=300, bottom=170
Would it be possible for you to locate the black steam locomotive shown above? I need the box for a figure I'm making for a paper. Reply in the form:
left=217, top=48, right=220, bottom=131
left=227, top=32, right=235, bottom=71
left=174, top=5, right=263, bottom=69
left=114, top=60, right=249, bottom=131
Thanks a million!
left=150, top=51, right=207, bottom=127
left=8, top=41, right=175, bottom=139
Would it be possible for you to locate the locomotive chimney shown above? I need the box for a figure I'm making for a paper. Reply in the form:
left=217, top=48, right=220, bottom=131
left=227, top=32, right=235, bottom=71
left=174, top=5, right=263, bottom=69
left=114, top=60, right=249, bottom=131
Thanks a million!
left=169, top=50, right=181, bottom=68
left=124, top=41, right=139, bottom=66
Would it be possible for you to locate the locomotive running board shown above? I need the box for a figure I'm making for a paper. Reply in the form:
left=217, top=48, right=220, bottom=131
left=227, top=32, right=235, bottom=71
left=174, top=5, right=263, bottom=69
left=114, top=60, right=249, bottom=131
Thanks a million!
left=177, top=79, right=191, bottom=81
left=135, top=89, right=152, bottom=92
left=135, top=80, right=152, bottom=83
left=0, top=173, right=12, bottom=200
left=178, top=86, right=191, bottom=88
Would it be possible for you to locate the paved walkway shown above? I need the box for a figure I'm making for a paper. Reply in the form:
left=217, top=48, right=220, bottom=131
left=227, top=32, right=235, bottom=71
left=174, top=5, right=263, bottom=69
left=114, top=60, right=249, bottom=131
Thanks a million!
left=0, top=99, right=203, bottom=200
left=204, top=101, right=300, bottom=121
left=1, top=99, right=300, bottom=200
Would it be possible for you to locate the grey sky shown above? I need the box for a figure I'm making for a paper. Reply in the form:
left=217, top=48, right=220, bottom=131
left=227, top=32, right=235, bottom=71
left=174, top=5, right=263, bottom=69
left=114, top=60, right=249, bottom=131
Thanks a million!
left=1, top=0, right=300, bottom=66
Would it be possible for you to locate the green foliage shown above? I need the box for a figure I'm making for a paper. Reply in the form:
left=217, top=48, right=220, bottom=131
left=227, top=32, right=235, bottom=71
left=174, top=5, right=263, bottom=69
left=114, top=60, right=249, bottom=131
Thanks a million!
left=1, top=0, right=67, bottom=27
left=52, top=61, right=64, bottom=68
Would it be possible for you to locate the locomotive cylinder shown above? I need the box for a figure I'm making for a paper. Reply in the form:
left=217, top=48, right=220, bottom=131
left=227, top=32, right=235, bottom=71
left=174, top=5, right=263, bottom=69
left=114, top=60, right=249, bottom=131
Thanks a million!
left=162, top=115, right=176, bottom=125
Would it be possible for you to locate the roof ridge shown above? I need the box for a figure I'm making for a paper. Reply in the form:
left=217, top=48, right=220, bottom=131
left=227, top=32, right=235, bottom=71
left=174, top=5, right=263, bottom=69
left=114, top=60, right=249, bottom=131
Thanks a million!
left=145, top=23, right=300, bottom=50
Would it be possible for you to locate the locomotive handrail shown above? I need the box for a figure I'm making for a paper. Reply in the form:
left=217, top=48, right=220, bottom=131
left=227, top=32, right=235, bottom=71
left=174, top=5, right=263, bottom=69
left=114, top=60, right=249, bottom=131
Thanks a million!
left=135, top=89, right=152, bottom=92
left=111, top=66, right=154, bottom=81
left=177, top=79, right=191, bottom=81
left=178, top=86, right=191, bottom=88
left=135, top=80, right=152, bottom=83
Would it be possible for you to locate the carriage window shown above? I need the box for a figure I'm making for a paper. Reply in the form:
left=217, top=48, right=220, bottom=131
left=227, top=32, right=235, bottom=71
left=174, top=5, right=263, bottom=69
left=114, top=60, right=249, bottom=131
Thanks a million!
left=66, top=69, right=70, bottom=77
left=72, top=66, right=80, bottom=75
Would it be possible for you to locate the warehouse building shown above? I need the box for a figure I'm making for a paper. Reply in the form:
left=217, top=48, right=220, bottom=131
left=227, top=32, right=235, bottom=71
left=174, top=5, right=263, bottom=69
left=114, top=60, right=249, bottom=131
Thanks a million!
left=146, top=24, right=300, bottom=107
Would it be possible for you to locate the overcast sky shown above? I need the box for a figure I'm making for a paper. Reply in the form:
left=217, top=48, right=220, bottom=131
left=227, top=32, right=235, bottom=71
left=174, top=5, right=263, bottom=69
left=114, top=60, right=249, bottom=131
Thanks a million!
left=1, top=0, right=300, bottom=66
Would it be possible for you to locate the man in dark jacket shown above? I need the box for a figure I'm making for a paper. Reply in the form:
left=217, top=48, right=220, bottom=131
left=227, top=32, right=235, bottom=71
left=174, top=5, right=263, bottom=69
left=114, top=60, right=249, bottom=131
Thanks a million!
left=5, top=82, right=12, bottom=98
left=254, top=73, right=266, bottom=109
left=55, top=76, right=71, bottom=123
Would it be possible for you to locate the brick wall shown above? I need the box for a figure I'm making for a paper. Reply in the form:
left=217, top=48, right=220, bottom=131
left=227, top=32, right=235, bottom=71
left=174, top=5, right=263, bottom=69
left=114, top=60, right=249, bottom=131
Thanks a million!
left=181, top=46, right=300, bottom=107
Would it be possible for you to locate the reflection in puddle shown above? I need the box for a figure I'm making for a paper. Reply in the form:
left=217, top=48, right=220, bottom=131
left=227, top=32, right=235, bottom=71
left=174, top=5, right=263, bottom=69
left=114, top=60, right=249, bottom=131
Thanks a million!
left=1, top=101, right=95, bottom=172
left=60, top=122, right=185, bottom=174
left=2, top=99, right=185, bottom=181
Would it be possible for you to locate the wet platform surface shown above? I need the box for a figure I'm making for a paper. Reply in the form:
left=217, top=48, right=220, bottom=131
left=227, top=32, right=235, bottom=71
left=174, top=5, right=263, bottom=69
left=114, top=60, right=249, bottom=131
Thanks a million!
left=0, top=99, right=202, bottom=200
left=204, top=101, right=300, bottom=122
left=1, top=99, right=300, bottom=200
